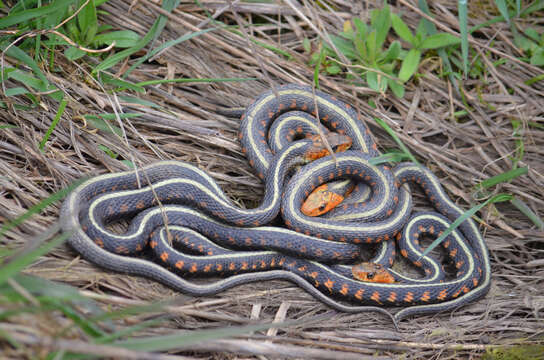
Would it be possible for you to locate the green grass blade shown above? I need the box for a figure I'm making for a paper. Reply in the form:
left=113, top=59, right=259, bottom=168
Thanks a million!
left=477, top=167, right=528, bottom=190
left=0, top=179, right=84, bottom=239
left=96, top=317, right=166, bottom=344
left=374, top=117, right=418, bottom=164
left=0, top=229, right=70, bottom=286
left=0, top=43, right=48, bottom=85
left=118, top=96, right=162, bottom=109
left=135, top=77, right=256, bottom=87
left=420, top=193, right=512, bottom=258
left=100, top=73, right=145, bottom=93
left=124, top=27, right=218, bottom=77
left=39, top=97, right=67, bottom=150
left=510, top=197, right=544, bottom=229
left=369, top=152, right=413, bottom=165
left=114, top=320, right=295, bottom=352
left=313, top=45, right=326, bottom=88
left=458, top=0, right=469, bottom=77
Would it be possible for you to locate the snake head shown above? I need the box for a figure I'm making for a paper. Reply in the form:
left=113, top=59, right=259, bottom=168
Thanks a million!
left=303, top=133, right=352, bottom=162
left=301, top=183, right=345, bottom=216
left=352, top=263, right=395, bottom=283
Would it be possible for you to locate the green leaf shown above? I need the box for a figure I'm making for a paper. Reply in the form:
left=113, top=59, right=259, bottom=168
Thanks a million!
left=4, top=87, right=29, bottom=96
left=415, top=19, right=427, bottom=39
left=420, top=33, right=461, bottom=49
left=329, top=34, right=357, bottom=59
left=494, top=0, right=510, bottom=24
left=372, top=5, right=391, bottom=50
left=94, top=20, right=159, bottom=73
left=514, top=34, right=535, bottom=52
left=354, top=33, right=367, bottom=60
left=93, top=30, right=141, bottom=48
left=391, top=13, right=414, bottom=44
left=78, top=0, right=98, bottom=43
left=64, top=46, right=86, bottom=60
left=366, top=71, right=379, bottom=91
left=530, top=48, right=544, bottom=66
left=352, top=17, right=367, bottom=38
left=366, top=31, right=377, bottom=63
left=388, top=78, right=405, bottom=98
left=523, top=28, right=540, bottom=42
left=398, top=48, right=421, bottom=82
left=381, top=40, right=401, bottom=62
left=325, top=64, right=342, bottom=74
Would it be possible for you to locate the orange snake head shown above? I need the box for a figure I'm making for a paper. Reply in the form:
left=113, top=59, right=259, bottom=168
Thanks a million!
left=303, top=133, right=352, bottom=162
left=301, top=183, right=345, bottom=216
left=352, top=263, right=395, bottom=283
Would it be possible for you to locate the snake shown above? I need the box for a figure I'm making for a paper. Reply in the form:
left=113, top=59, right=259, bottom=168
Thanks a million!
left=60, top=84, right=491, bottom=323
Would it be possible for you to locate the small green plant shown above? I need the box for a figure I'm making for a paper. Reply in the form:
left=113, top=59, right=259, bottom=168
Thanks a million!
left=307, top=4, right=460, bottom=98
left=513, top=27, right=544, bottom=66
left=61, top=0, right=140, bottom=60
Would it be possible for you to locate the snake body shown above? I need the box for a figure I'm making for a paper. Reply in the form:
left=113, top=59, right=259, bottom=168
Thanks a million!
left=60, top=84, right=490, bottom=322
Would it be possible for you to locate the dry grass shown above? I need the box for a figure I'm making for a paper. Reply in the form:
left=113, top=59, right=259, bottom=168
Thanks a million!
left=1, top=0, right=543, bottom=358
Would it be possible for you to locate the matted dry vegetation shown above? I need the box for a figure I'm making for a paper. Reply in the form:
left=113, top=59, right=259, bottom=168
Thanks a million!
left=1, top=0, right=544, bottom=359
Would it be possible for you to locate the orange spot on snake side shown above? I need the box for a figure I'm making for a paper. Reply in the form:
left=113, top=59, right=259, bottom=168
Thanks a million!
left=387, top=291, right=397, bottom=303
left=324, top=279, right=335, bottom=293
left=175, top=261, right=184, bottom=269
left=160, top=252, right=168, bottom=262
left=355, top=289, right=364, bottom=300
left=420, top=291, right=431, bottom=302
left=371, top=291, right=381, bottom=303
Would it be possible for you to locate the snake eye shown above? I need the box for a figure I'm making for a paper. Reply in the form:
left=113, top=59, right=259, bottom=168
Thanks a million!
left=318, top=204, right=327, bottom=212
left=367, top=272, right=375, bottom=280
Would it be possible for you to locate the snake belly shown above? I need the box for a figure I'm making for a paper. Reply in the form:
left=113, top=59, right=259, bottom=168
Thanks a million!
left=60, top=84, right=490, bottom=322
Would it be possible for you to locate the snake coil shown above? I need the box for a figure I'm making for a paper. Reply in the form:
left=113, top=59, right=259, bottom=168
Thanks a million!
left=60, top=84, right=490, bottom=323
